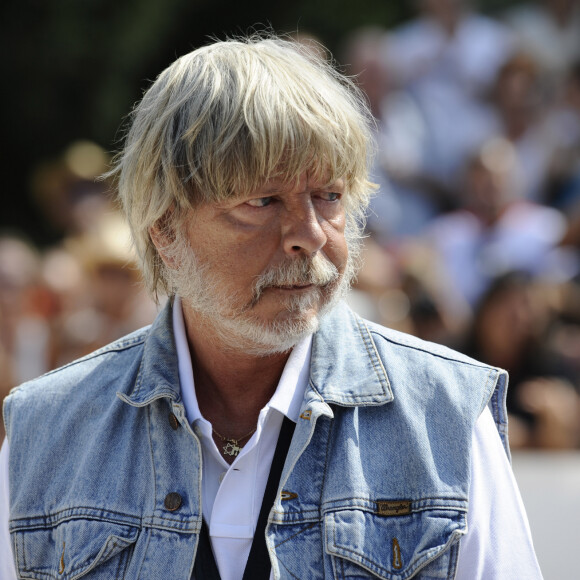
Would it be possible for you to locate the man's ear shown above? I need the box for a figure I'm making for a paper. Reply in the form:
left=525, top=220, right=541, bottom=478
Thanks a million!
left=149, top=221, right=178, bottom=268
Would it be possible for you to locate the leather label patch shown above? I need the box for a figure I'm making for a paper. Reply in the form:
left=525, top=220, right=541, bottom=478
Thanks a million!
left=376, top=500, right=412, bottom=517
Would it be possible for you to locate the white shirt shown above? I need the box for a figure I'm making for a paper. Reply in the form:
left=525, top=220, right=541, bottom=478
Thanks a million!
left=172, top=297, right=310, bottom=580
left=0, top=298, right=542, bottom=579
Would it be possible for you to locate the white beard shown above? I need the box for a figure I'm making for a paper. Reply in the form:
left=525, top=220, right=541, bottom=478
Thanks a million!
left=166, top=238, right=358, bottom=356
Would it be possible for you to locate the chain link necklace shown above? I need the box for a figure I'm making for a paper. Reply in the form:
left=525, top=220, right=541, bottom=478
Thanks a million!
left=212, top=426, right=256, bottom=457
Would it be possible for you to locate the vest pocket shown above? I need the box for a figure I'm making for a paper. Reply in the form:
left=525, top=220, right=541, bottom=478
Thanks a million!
left=324, top=507, right=465, bottom=579
left=13, top=518, right=139, bottom=579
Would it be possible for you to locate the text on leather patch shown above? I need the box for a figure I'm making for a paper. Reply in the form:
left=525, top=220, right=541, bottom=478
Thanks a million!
left=376, top=500, right=412, bottom=516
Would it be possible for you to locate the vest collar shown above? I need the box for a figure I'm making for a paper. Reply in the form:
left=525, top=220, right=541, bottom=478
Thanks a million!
left=121, top=299, right=181, bottom=407
left=310, top=301, right=393, bottom=407
left=122, top=299, right=393, bottom=408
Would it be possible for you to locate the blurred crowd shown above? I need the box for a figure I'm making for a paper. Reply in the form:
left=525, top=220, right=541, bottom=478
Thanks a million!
left=0, top=142, right=158, bottom=440
left=343, top=0, right=580, bottom=450
left=2, top=0, right=580, bottom=450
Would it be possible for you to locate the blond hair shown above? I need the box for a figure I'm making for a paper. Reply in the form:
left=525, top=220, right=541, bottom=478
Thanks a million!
left=111, top=35, right=376, bottom=298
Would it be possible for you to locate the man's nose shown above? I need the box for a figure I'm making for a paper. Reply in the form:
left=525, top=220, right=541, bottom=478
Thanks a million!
left=281, top=204, right=327, bottom=256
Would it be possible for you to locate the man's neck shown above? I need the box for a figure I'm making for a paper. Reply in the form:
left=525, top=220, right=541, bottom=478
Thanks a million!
left=181, top=303, right=291, bottom=440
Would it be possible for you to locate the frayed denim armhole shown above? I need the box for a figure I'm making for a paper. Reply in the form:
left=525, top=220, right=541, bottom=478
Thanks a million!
left=486, top=369, right=510, bottom=462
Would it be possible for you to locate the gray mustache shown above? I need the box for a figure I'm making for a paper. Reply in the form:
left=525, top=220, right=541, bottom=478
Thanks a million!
left=253, top=255, right=339, bottom=298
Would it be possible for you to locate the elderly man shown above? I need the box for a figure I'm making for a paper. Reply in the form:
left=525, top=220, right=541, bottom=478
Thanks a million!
left=1, top=36, right=541, bottom=579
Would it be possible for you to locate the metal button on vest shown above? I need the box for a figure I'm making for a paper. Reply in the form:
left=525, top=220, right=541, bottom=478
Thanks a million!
left=168, top=412, right=179, bottom=430
left=164, top=492, right=183, bottom=511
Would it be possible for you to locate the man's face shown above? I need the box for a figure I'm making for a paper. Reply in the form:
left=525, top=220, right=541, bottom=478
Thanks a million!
left=168, top=172, right=355, bottom=355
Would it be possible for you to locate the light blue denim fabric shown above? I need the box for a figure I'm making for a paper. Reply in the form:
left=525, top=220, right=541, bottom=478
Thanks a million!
left=3, top=300, right=508, bottom=579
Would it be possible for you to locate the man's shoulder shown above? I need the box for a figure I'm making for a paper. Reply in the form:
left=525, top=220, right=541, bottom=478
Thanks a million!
left=316, top=302, right=510, bottom=453
left=5, top=325, right=151, bottom=406
left=361, top=313, right=507, bottom=403
left=325, top=301, right=497, bottom=372
left=363, top=316, right=493, bottom=371
left=318, top=303, right=508, bottom=424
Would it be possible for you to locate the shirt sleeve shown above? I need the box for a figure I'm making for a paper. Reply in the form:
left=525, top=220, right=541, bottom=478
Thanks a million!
left=455, top=407, right=543, bottom=579
left=0, top=439, right=18, bottom=580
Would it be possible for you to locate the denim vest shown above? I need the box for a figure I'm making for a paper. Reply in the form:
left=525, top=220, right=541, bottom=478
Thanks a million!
left=4, top=301, right=508, bottom=579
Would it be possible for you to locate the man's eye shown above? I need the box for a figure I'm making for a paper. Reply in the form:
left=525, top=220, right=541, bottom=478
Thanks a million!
left=321, top=192, right=341, bottom=202
left=246, top=196, right=273, bottom=208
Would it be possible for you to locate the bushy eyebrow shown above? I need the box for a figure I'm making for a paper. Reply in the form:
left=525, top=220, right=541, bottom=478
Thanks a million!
left=259, top=180, right=345, bottom=196
left=260, top=186, right=284, bottom=195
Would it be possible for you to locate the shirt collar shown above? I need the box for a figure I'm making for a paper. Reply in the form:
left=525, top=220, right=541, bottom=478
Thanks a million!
left=172, top=296, right=312, bottom=426
left=123, top=297, right=392, bottom=411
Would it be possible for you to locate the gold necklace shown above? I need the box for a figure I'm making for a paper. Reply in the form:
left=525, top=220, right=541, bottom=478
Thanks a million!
left=212, top=426, right=256, bottom=457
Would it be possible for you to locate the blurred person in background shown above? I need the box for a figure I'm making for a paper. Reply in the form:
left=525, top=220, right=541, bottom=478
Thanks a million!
left=30, top=140, right=112, bottom=240
left=0, top=35, right=542, bottom=579
left=48, top=208, right=158, bottom=366
left=384, top=0, right=514, bottom=195
left=349, top=235, right=471, bottom=348
left=350, top=1, right=516, bottom=245
left=548, top=274, right=580, bottom=383
left=543, top=61, right=580, bottom=210
left=0, top=235, right=52, bottom=441
left=340, top=27, right=442, bottom=241
left=503, top=0, right=580, bottom=97
left=0, top=143, right=161, bottom=443
left=15, top=142, right=160, bottom=371
left=426, top=137, right=575, bottom=307
left=556, top=63, right=580, bottom=244
left=485, top=52, right=574, bottom=203
left=463, top=272, right=580, bottom=449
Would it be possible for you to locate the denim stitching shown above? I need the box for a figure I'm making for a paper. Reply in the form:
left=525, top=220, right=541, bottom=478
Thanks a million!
left=133, top=527, right=151, bottom=579
left=368, top=328, right=498, bottom=370
left=352, top=318, right=390, bottom=400
left=273, top=522, right=317, bottom=549
left=357, top=316, right=391, bottom=393
left=10, top=509, right=142, bottom=528
left=13, top=330, right=147, bottom=387
left=146, top=404, right=159, bottom=527
left=330, top=520, right=462, bottom=579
